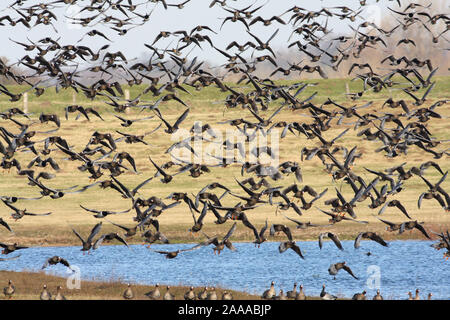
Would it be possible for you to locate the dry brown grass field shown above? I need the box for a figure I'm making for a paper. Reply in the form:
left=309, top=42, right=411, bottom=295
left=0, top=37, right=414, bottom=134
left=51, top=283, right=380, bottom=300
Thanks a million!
left=0, top=76, right=448, bottom=249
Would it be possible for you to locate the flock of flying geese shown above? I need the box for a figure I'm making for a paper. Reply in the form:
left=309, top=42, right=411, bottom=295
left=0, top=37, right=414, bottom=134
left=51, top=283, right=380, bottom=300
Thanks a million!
left=0, top=0, right=448, bottom=300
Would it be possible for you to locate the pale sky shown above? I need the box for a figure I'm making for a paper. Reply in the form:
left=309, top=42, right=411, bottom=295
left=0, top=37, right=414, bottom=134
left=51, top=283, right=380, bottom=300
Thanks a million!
left=0, top=0, right=409, bottom=67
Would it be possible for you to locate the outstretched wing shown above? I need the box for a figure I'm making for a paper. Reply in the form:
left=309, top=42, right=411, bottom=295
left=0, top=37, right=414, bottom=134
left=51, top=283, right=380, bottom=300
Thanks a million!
left=368, top=232, right=388, bottom=247
left=223, top=222, right=237, bottom=242
left=24, top=211, right=52, bottom=216
left=414, top=223, right=431, bottom=239
left=87, top=222, right=103, bottom=244
left=174, top=108, right=190, bottom=129
left=113, top=233, right=130, bottom=248
left=72, top=228, right=85, bottom=245
left=290, top=242, right=304, bottom=259
left=343, top=265, right=359, bottom=279
left=354, top=232, right=364, bottom=249
left=329, top=232, right=343, bottom=250
left=93, top=234, right=106, bottom=250
left=318, top=232, right=325, bottom=249
left=80, top=205, right=100, bottom=214
left=0, top=218, right=12, bottom=232
left=58, top=257, right=72, bottom=268
left=259, top=219, right=268, bottom=239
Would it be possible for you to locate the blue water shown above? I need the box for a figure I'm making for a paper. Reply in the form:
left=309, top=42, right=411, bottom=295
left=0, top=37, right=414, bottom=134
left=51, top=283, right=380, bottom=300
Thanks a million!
left=0, top=240, right=448, bottom=300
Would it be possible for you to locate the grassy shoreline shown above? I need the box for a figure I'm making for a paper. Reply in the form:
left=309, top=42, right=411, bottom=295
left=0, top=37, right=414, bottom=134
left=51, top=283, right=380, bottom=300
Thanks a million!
left=0, top=220, right=444, bottom=248
left=0, top=269, right=311, bottom=300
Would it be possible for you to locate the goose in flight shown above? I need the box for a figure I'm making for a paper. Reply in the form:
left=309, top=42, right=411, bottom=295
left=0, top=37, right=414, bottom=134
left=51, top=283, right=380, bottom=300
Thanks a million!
left=72, top=222, right=102, bottom=254
left=354, top=232, right=388, bottom=249
left=319, top=232, right=343, bottom=251
left=328, top=262, right=359, bottom=280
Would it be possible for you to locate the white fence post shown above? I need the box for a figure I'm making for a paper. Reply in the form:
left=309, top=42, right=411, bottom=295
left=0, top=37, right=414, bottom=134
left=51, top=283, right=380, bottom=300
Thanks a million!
left=125, top=89, right=130, bottom=114
left=23, top=92, right=28, bottom=113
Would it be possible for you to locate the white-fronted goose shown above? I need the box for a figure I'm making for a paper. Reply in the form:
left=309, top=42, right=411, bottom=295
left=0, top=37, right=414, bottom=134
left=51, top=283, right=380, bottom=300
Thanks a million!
left=3, top=280, right=15, bottom=299
left=262, top=281, right=275, bottom=299
left=319, top=232, right=343, bottom=250
left=222, top=291, right=233, bottom=300
left=145, top=283, right=161, bottom=300
left=163, top=286, right=175, bottom=300
left=72, top=222, right=102, bottom=254
left=123, top=284, right=134, bottom=300
left=373, top=289, right=383, bottom=300
left=400, top=221, right=431, bottom=239
left=328, top=262, right=359, bottom=279
left=151, top=240, right=207, bottom=259
left=106, top=220, right=140, bottom=238
left=149, top=157, right=175, bottom=183
left=42, top=256, right=73, bottom=271
left=0, top=242, right=28, bottom=255
left=296, top=285, right=306, bottom=300
left=142, top=230, right=169, bottom=247
left=40, top=284, right=51, bottom=300
left=189, top=201, right=208, bottom=234
left=270, top=224, right=293, bottom=241
left=1, top=200, right=52, bottom=220
left=198, top=287, right=208, bottom=300
left=207, top=287, right=217, bottom=300
left=252, top=219, right=268, bottom=247
left=202, top=222, right=237, bottom=255
left=184, top=286, right=196, bottom=300
left=53, top=286, right=66, bottom=300
left=286, top=283, right=297, bottom=299
left=282, top=215, right=322, bottom=230
left=93, top=232, right=130, bottom=250
left=273, top=289, right=287, bottom=300
left=279, top=241, right=304, bottom=259
left=352, top=290, right=366, bottom=300
left=354, top=232, right=388, bottom=249
left=80, top=204, right=131, bottom=219
left=320, top=285, right=337, bottom=300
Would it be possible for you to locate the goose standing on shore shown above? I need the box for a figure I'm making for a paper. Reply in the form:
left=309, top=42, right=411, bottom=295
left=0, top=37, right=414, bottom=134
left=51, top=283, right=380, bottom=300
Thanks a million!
left=262, top=281, right=275, bottom=299
left=145, top=283, right=161, bottom=300
left=3, top=280, right=15, bottom=299
left=373, top=289, right=383, bottom=300
left=286, top=283, right=298, bottom=299
left=320, top=284, right=337, bottom=300
left=53, top=286, right=66, bottom=300
left=222, top=291, right=233, bottom=300
left=296, top=285, right=306, bottom=300
left=198, top=287, right=208, bottom=300
left=184, top=286, right=195, bottom=300
left=123, top=284, right=134, bottom=300
left=163, top=286, right=175, bottom=300
left=39, top=284, right=52, bottom=300
left=207, top=287, right=218, bottom=300
left=352, top=290, right=366, bottom=300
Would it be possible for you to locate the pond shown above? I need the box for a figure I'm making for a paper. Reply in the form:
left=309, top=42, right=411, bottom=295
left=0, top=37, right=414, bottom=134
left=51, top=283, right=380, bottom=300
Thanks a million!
left=0, top=240, right=448, bottom=300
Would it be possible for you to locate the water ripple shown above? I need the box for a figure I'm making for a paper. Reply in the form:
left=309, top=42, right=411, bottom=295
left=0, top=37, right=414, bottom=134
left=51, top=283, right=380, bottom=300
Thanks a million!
left=0, top=240, right=448, bottom=300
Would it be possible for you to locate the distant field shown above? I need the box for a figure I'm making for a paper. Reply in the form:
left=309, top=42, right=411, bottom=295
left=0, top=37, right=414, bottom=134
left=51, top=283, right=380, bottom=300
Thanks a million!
left=0, top=76, right=448, bottom=247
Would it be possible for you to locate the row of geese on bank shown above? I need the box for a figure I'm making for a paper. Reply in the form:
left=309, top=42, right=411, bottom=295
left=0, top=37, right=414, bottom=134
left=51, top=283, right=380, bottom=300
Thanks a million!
left=0, top=279, right=434, bottom=300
